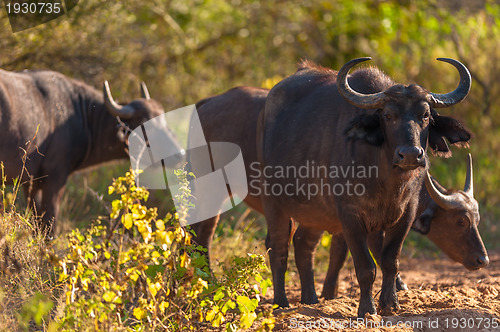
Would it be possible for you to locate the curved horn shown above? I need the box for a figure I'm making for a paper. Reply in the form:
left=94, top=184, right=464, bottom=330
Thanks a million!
left=140, top=81, right=151, bottom=100
left=429, top=58, right=471, bottom=108
left=103, top=81, right=134, bottom=119
left=424, top=171, right=461, bottom=210
left=337, top=57, right=387, bottom=109
left=430, top=175, right=447, bottom=194
left=464, top=153, right=473, bottom=196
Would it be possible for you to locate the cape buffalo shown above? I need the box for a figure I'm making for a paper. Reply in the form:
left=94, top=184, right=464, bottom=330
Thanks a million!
left=258, top=57, right=472, bottom=317
left=303, top=154, right=488, bottom=300
left=0, top=69, right=184, bottom=235
left=190, top=86, right=268, bottom=253
left=189, top=85, right=487, bottom=304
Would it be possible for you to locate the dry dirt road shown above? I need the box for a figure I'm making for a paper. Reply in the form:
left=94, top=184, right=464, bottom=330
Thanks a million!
left=265, top=249, right=500, bottom=332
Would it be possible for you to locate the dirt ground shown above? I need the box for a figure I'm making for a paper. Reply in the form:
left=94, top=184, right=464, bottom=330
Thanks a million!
left=264, top=249, right=500, bottom=331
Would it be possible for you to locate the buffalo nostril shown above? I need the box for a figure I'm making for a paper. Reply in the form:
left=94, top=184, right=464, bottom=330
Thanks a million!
left=477, top=255, right=489, bottom=267
left=417, top=148, right=424, bottom=161
left=396, top=146, right=424, bottom=164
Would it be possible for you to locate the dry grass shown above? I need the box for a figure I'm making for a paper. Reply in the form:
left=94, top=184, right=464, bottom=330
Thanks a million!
left=0, top=208, right=62, bottom=331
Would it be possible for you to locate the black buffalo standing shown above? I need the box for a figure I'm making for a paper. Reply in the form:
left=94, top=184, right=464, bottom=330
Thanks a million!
left=258, top=58, right=472, bottom=317
left=189, top=84, right=487, bottom=308
left=0, top=70, right=183, bottom=235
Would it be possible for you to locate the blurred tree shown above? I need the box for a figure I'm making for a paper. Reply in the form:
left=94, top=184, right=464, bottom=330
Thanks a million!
left=0, top=0, right=498, bottom=246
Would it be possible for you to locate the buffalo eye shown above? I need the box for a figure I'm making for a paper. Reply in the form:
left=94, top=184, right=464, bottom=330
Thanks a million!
left=457, top=217, right=469, bottom=227
left=422, top=111, right=430, bottom=121
left=384, top=113, right=391, bottom=121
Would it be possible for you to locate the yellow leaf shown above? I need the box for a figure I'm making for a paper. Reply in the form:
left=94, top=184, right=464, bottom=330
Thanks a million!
left=148, top=280, right=161, bottom=298
left=240, top=311, right=257, bottom=329
left=102, top=291, right=116, bottom=303
left=132, top=205, right=147, bottom=219
left=205, top=306, right=218, bottom=322
left=156, top=219, right=165, bottom=230
left=166, top=231, right=175, bottom=245
left=126, top=268, right=139, bottom=282
left=130, top=273, right=139, bottom=282
left=159, top=301, right=169, bottom=313
left=119, top=252, right=130, bottom=264
left=81, top=278, right=89, bottom=291
left=152, top=251, right=161, bottom=259
left=133, top=307, right=146, bottom=320
left=321, top=233, right=332, bottom=248
left=180, top=252, right=188, bottom=268
left=122, top=213, right=133, bottom=229
left=184, top=233, right=191, bottom=245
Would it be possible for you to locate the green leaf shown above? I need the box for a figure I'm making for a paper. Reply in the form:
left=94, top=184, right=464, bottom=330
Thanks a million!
left=19, top=292, right=53, bottom=325
left=221, top=299, right=236, bottom=314
left=213, top=289, right=225, bottom=301
left=260, top=278, right=272, bottom=296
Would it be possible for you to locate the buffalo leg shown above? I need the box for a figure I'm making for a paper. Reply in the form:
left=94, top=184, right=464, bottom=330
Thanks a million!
left=378, top=213, right=413, bottom=315
left=321, top=233, right=349, bottom=299
left=264, top=204, right=292, bottom=307
left=190, top=214, right=220, bottom=266
left=24, top=180, right=55, bottom=236
left=367, top=231, right=384, bottom=264
left=367, top=231, right=408, bottom=291
left=39, top=178, right=66, bottom=237
left=293, top=226, right=322, bottom=304
left=341, top=214, right=377, bottom=317
left=25, top=185, right=42, bottom=218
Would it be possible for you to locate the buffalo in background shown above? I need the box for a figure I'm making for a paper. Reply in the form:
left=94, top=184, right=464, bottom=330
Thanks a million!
left=0, top=69, right=184, bottom=236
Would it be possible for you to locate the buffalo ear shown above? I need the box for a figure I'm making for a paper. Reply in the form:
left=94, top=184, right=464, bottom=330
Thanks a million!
left=412, top=206, right=434, bottom=234
left=429, top=112, right=472, bottom=158
left=344, top=113, right=384, bottom=146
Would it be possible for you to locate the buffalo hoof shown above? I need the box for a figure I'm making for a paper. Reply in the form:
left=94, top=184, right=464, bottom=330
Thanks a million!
left=273, top=297, right=290, bottom=308
left=378, top=295, right=400, bottom=316
left=378, top=290, right=400, bottom=316
left=378, top=303, right=400, bottom=316
left=395, top=276, right=408, bottom=291
left=357, top=299, right=377, bottom=318
left=320, top=289, right=338, bottom=300
left=300, top=293, right=319, bottom=305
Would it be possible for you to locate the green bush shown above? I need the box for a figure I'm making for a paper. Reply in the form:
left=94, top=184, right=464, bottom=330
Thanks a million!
left=55, top=169, right=274, bottom=331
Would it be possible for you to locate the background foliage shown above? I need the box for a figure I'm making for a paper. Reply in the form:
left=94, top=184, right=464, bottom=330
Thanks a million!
left=0, top=0, right=499, bottom=328
left=1, top=0, right=498, bottom=265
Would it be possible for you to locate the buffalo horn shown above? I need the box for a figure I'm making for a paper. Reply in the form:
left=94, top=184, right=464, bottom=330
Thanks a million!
left=140, top=81, right=151, bottom=100
left=464, top=153, right=473, bottom=196
left=103, top=81, right=135, bottom=119
left=424, top=171, right=462, bottom=210
left=337, top=57, right=387, bottom=109
left=429, top=58, right=471, bottom=108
